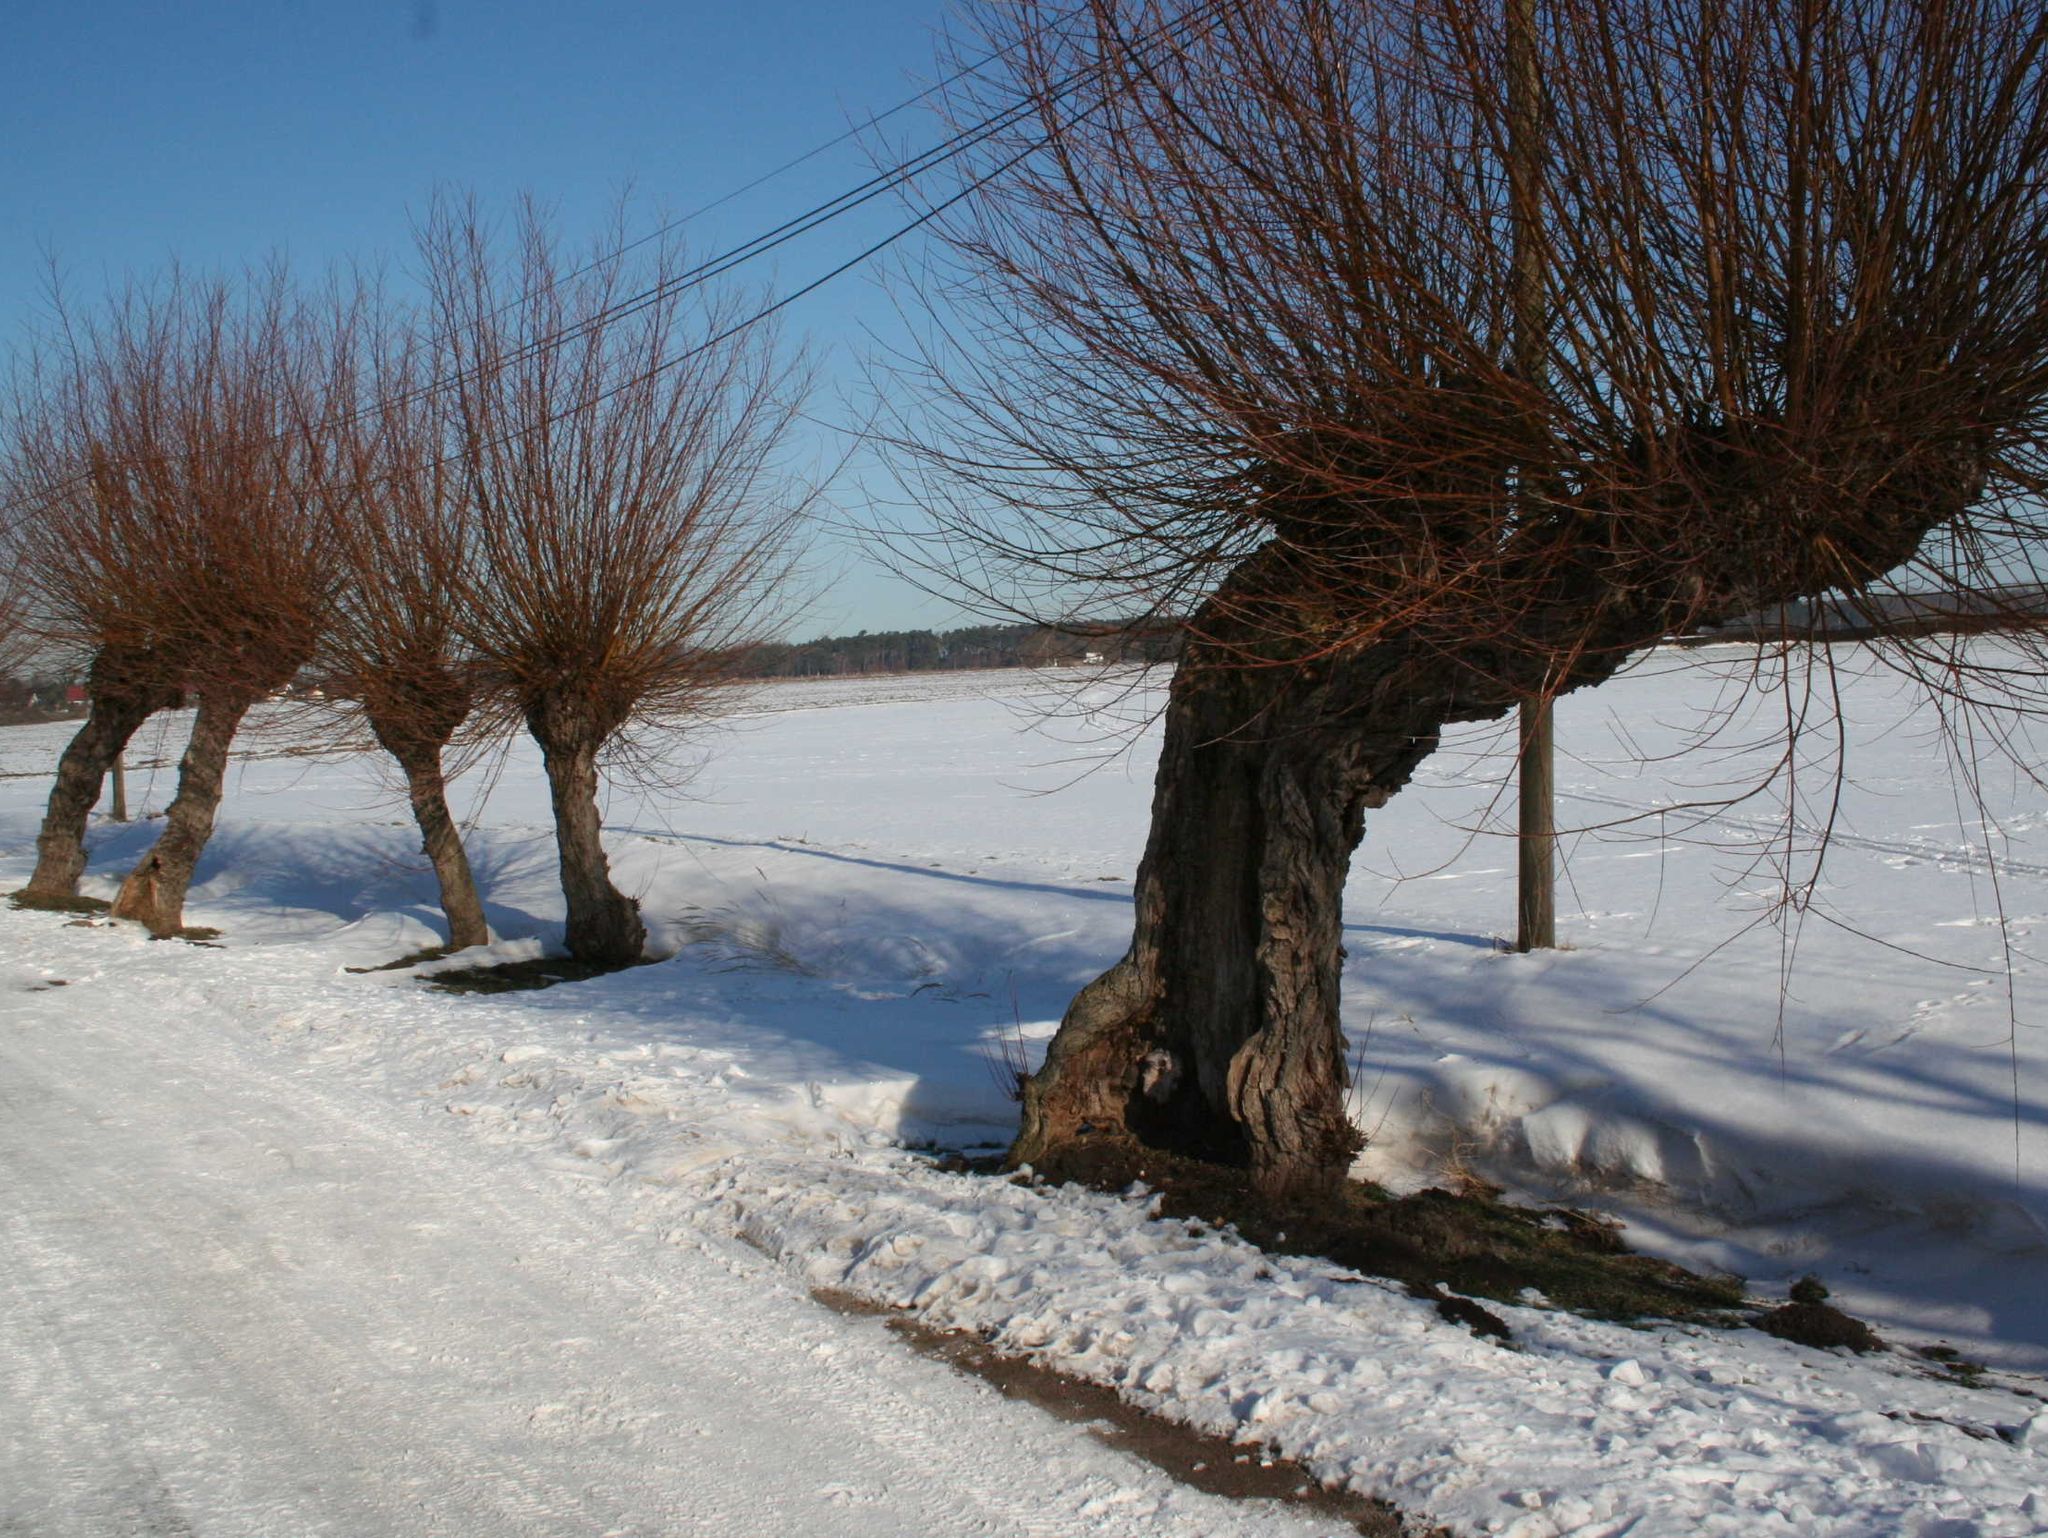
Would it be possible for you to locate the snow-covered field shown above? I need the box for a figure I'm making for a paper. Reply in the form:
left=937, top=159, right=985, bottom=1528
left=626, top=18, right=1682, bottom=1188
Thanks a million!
left=4, top=645, right=2046, bottom=1536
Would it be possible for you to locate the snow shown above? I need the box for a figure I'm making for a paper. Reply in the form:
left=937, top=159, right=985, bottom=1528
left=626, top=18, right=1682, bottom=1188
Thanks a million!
left=4, top=646, right=2047, bottom=1536
left=0, top=931, right=1324, bottom=1538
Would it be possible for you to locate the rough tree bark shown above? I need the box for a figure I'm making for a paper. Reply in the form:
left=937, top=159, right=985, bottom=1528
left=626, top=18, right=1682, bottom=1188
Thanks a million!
left=107, top=689, right=256, bottom=935
left=1012, top=441, right=1984, bottom=1199
left=1011, top=555, right=1577, bottom=1198
left=366, top=686, right=489, bottom=952
left=20, top=650, right=181, bottom=900
left=526, top=693, right=646, bottom=967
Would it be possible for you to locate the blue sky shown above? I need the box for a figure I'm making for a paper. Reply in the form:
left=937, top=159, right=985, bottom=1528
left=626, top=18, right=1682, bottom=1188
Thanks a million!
left=0, top=0, right=981, bottom=634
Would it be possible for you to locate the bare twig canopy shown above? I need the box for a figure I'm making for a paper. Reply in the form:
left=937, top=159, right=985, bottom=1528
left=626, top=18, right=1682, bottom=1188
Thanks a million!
left=318, top=293, right=498, bottom=950
left=421, top=196, right=813, bottom=963
left=890, top=0, right=2048, bottom=1195
left=6, top=267, right=344, bottom=920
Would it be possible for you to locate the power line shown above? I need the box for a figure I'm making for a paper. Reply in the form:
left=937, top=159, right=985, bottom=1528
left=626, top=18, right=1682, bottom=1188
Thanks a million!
left=5, top=0, right=1237, bottom=519
left=540, top=16, right=1064, bottom=292
left=407, top=0, right=1233, bottom=418
left=442, top=0, right=1246, bottom=467
left=0, top=17, right=1069, bottom=518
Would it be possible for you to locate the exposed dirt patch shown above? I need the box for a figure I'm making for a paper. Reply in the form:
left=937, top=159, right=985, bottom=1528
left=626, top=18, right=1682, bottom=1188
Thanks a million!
left=1914, top=1344, right=1991, bottom=1385
left=1758, top=1301, right=1884, bottom=1353
left=344, top=945, right=459, bottom=975
left=10, top=890, right=112, bottom=916
left=13, top=892, right=220, bottom=944
left=815, top=1289, right=1440, bottom=1537
left=1015, top=1135, right=1750, bottom=1331
left=419, top=954, right=661, bottom=994
left=151, top=925, right=222, bottom=945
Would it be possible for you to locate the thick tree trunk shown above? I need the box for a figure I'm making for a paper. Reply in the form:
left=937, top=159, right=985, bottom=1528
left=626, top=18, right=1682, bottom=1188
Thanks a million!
left=367, top=708, right=489, bottom=952
left=1012, top=639, right=1469, bottom=1198
left=526, top=695, right=645, bottom=966
left=108, top=690, right=254, bottom=935
left=1012, top=546, right=1647, bottom=1200
left=21, top=659, right=180, bottom=900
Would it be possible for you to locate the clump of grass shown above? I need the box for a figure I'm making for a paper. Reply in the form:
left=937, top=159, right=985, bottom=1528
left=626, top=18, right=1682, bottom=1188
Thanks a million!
left=676, top=880, right=819, bottom=976
left=984, top=978, right=1034, bottom=1103
left=1914, top=1344, right=1988, bottom=1383
left=1023, top=1136, right=1752, bottom=1330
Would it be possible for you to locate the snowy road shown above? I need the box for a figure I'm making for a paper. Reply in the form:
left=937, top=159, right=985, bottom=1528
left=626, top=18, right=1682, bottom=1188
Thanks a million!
left=0, top=966, right=1331, bottom=1538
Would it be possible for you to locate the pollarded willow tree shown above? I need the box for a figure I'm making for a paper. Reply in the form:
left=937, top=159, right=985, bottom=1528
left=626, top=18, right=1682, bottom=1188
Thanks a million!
left=6, top=270, right=339, bottom=921
left=422, top=198, right=811, bottom=966
left=322, top=310, right=495, bottom=951
left=8, top=296, right=195, bottom=903
left=93, top=271, right=344, bottom=935
left=893, top=0, right=2048, bottom=1197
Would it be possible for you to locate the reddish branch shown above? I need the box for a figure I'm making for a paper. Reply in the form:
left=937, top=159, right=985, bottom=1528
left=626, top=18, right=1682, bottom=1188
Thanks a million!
left=100, top=270, right=343, bottom=935
left=7, top=275, right=224, bottom=902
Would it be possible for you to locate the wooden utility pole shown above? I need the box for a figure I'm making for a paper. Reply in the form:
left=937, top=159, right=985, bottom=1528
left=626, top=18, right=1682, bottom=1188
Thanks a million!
left=109, top=752, right=128, bottom=822
left=1509, top=0, right=1555, bottom=952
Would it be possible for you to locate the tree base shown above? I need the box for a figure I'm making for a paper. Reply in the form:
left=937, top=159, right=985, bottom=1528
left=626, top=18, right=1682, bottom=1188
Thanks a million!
left=9, top=890, right=114, bottom=917
left=24, top=666, right=181, bottom=900
left=528, top=705, right=648, bottom=968
left=1012, top=1132, right=1748, bottom=1326
left=107, top=690, right=253, bottom=937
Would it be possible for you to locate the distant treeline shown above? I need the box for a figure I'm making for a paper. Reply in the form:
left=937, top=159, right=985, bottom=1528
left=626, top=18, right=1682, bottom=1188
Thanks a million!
left=1683, top=585, right=2048, bottom=644
left=743, top=589, right=2048, bottom=679
left=736, top=620, right=1181, bottom=679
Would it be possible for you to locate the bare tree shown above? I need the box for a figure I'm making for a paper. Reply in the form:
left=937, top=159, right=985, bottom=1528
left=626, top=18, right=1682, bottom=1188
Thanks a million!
left=892, top=0, right=2048, bottom=1198
left=7, top=281, right=209, bottom=903
left=321, top=305, right=496, bottom=951
left=423, top=198, right=810, bottom=966
left=7, top=268, right=346, bottom=933
left=108, top=272, right=345, bottom=934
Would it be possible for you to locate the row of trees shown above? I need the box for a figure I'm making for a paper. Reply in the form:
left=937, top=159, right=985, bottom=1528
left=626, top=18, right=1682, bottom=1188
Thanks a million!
left=7, top=0, right=2048, bottom=1217
left=3, top=199, right=809, bottom=963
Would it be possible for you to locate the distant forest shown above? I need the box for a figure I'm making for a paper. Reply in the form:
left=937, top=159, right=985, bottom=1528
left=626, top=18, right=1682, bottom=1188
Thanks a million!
left=740, top=586, right=2048, bottom=680
left=736, top=620, right=1181, bottom=679
left=0, top=621, right=1174, bottom=718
